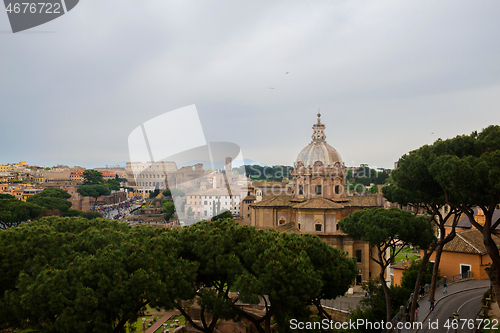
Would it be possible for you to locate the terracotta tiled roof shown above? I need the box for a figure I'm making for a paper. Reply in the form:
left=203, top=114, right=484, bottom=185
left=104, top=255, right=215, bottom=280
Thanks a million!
left=251, top=194, right=294, bottom=207
left=443, top=229, right=500, bottom=254
left=292, top=196, right=345, bottom=209
left=347, top=195, right=379, bottom=207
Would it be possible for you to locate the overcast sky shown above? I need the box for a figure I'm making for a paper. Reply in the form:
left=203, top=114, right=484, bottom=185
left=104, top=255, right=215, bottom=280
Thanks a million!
left=2, top=0, right=500, bottom=169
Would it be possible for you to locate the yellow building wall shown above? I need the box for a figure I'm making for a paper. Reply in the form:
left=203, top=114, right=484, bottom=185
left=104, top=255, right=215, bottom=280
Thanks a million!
left=424, top=250, right=490, bottom=280
left=393, top=268, right=405, bottom=286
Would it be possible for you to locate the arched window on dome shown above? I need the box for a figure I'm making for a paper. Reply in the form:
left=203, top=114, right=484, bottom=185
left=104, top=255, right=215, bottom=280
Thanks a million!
left=299, top=185, right=303, bottom=195
left=279, top=217, right=286, bottom=225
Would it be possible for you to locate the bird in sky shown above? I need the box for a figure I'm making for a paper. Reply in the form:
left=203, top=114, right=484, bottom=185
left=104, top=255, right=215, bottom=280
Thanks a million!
left=285, top=72, right=289, bottom=74
left=269, top=87, right=275, bottom=89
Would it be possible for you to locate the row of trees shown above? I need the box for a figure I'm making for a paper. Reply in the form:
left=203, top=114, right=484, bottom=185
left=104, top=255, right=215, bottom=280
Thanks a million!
left=0, top=216, right=357, bottom=333
left=77, top=170, right=128, bottom=209
left=349, top=260, right=434, bottom=333
left=344, top=125, right=500, bottom=328
left=236, top=165, right=294, bottom=182
left=346, top=164, right=391, bottom=187
left=0, top=188, right=102, bottom=229
left=383, top=125, right=500, bottom=323
left=339, top=208, right=435, bottom=325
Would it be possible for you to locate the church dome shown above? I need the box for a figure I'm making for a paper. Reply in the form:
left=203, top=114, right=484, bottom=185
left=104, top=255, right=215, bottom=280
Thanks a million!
left=295, top=113, right=343, bottom=167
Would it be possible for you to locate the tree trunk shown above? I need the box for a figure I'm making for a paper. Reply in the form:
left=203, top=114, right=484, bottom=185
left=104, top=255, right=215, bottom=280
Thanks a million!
left=379, top=268, right=392, bottom=332
left=484, top=232, right=500, bottom=300
left=463, top=212, right=500, bottom=300
left=313, top=300, right=335, bottom=333
left=429, top=243, right=443, bottom=303
left=265, top=315, right=272, bottom=333
left=409, top=250, right=432, bottom=322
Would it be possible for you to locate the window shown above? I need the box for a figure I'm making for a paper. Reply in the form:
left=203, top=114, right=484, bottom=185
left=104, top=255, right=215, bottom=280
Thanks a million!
left=204, top=201, right=207, bottom=205
left=298, top=223, right=301, bottom=230
left=335, top=185, right=340, bottom=195
left=316, top=185, right=322, bottom=195
left=356, top=250, right=362, bottom=263
left=315, top=224, right=322, bottom=232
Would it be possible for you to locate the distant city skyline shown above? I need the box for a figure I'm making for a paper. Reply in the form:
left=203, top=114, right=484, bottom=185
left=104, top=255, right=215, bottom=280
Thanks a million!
left=2, top=1, right=500, bottom=169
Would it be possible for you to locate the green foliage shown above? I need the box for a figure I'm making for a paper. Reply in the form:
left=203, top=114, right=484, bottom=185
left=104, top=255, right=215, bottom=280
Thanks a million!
left=62, top=209, right=82, bottom=217
left=400, top=260, right=435, bottom=293
left=0, top=216, right=358, bottom=333
left=149, top=189, right=161, bottom=199
left=25, top=188, right=73, bottom=215
left=80, top=211, right=104, bottom=219
left=368, top=184, right=378, bottom=194
left=115, top=175, right=128, bottom=183
left=0, top=199, right=42, bottom=230
left=77, top=185, right=110, bottom=201
left=349, top=165, right=390, bottom=186
left=82, top=169, right=104, bottom=185
left=61, top=210, right=103, bottom=219
left=187, top=206, right=194, bottom=217
left=171, top=188, right=186, bottom=197
left=393, top=246, right=419, bottom=263
left=390, top=125, right=500, bottom=298
left=354, top=261, right=435, bottom=326
left=339, top=208, right=436, bottom=321
left=104, top=178, right=121, bottom=191
left=339, top=208, right=436, bottom=251
left=171, top=219, right=356, bottom=333
left=350, top=280, right=411, bottom=333
left=0, top=194, right=15, bottom=200
left=357, top=280, right=388, bottom=325
left=0, top=217, right=195, bottom=333
left=211, top=209, right=233, bottom=221
left=163, top=188, right=186, bottom=198
left=162, top=201, right=176, bottom=220
left=27, top=195, right=72, bottom=213
left=237, top=165, right=293, bottom=182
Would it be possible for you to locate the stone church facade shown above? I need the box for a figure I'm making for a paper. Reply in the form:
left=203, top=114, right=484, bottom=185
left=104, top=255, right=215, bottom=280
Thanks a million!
left=241, top=113, right=384, bottom=287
